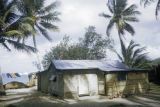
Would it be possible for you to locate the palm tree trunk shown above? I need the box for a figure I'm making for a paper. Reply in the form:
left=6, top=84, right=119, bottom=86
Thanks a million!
left=118, top=31, right=126, bottom=64
left=118, top=31, right=123, bottom=50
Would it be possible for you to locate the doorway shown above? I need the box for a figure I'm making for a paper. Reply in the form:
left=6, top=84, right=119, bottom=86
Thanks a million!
left=78, top=75, right=89, bottom=96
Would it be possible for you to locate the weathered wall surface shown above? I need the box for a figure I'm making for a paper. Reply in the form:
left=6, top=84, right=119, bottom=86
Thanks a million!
left=63, top=74, right=78, bottom=98
left=123, top=72, right=149, bottom=95
left=97, top=73, right=105, bottom=95
left=40, top=65, right=64, bottom=97
left=49, top=74, right=64, bottom=97
left=105, top=72, right=149, bottom=97
left=87, top=74, right=98, bottom=96
left=38, top=65, right=58, bottom=94
left=63, top=73, right=99, bottom=98
left=105, top=74, right=119, bottom=97
left=38, top=70, right=50, bottom=93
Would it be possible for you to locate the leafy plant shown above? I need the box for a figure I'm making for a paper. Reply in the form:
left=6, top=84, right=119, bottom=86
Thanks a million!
left=140, top=0, right=160, bottom=17
left=41, top=26, right=113, bottom=69
left=100, top=0, right=140, bottom=38
left=115, top=40, right=151, bottom=69
left=0, top=0, right=37, bottom=53
left=15, top=0, right=61, bottom=47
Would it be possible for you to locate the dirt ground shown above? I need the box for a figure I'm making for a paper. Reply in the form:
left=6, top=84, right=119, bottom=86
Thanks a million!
left=0, top=83, right=160, bottom=107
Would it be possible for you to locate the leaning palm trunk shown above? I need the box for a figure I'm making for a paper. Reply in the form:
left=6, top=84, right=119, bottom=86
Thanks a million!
left=118, top=31, right=124, bottom=58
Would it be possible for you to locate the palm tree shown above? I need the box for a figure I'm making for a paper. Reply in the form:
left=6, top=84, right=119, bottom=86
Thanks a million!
left=15, top=0, right=61, bottom=47
left=115, top=40, right=151, bottom=69
left=100, top=0, right=140, bottom=44
left=0, top=0, right=37, bottom=53
left=140, top=0, right=160, bottom=17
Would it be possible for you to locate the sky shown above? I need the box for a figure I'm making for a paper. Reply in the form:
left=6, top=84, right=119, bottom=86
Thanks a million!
left=0, top=0, right=160, bottom=73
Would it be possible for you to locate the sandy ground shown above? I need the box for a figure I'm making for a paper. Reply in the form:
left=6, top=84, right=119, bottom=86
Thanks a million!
left=0, top=85, right=160, bottom=107
left=0, top=86, right=37, bottom=106
left=5, top=86, right=37, bottom=95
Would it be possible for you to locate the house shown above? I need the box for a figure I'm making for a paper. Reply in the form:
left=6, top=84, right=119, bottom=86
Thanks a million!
left=37, top=60, right=149, bottom=99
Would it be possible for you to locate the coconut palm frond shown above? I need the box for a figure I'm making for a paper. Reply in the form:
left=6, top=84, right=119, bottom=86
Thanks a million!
left=115, top=50, right=124, bottom=62
left=19, top=23, right=35, bottom=34
left=133, top=54, right=148, bottom=67
left=40, top=21, right=58, bottom=31
left=14, top=0, right=26, bottom=14
left=0, top=0, right=38, bottom=53
left=107, top=0, right=115, bottom=13
left=99, top=13, right=111, bottom=19
left=99, top=13, right=113, bottom=36
left=39, top=12, right=61, bottom=22
left=127, top=41, right=139, bottom=57
left=5, top=12, right=18, bottom=23
left=7, top=17, right=35, bottom=37
left=36, top=24, right=52, bottom=41
left=6, top=39, right=37, bottom=53
left=140, top=0, right=160, bottom=17
left=3, top=9, right=12, bottom=23
left=3, top=30, right=23, bottom=37
left=15, top=0, right=60, bottom=45
left=106, top=19, right=114, bottom=36
left=156, top=0, right=160, bottom=17
left=124, top=22, right=135, bottom=36
left=132, top=47, right=146, bottom=60
left=33, top=0, right=44, bottom=11
left=140, top=0, right=154, bottom=7
left=101, top=0, right=140, bottom=38
left=123, top=4, right=141, bottom=16
left=0, top=0, right=18, bottom=23
left=115, top=0, right=127, bottom=14
left=123, top=16, right=139, bottom=22
left=126, top=40, right=135, bottom=59
left=6, top=0, right=16, bottom=10
left=116, top=40, right=150, bottom=69
left=1, top=42, right=11, bottom=51
left=20, top=17, right=35, bottom=25
left=38, top=1, right=60, bottom=15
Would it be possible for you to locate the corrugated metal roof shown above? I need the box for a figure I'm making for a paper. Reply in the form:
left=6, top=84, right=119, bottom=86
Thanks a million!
left=52, top=60, right=130, bottom=72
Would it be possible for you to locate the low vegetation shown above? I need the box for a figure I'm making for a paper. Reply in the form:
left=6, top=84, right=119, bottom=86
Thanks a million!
left=42, top=26, right=113, bottom=69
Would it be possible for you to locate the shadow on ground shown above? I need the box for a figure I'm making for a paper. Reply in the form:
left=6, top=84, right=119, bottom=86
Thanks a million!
left=1, top=83, right=160, bottom=107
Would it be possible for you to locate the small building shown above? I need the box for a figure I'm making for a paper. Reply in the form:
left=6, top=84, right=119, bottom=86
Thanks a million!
left=37, top=60, right=149, bottom=99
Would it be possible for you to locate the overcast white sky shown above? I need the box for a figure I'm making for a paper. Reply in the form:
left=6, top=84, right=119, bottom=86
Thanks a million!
left=0, top=0, right=160, bottom=73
